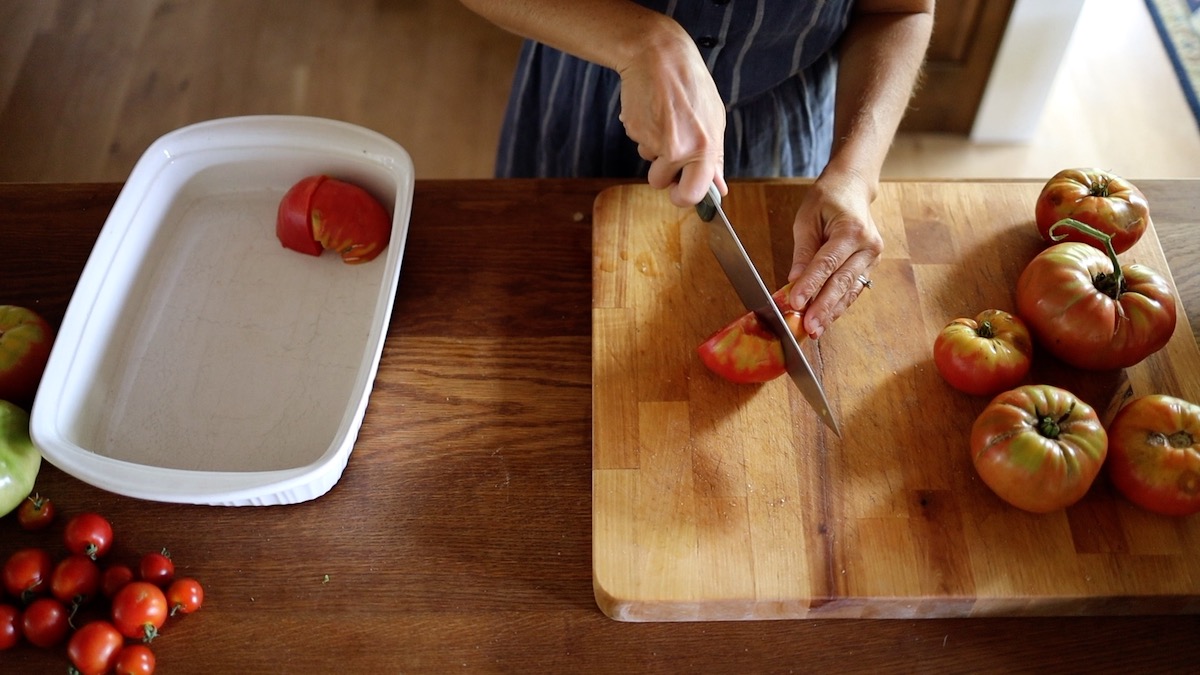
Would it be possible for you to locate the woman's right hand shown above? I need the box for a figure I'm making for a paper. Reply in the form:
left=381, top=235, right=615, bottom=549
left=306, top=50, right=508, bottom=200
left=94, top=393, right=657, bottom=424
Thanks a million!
left=616, top=31, right=727, bottom=207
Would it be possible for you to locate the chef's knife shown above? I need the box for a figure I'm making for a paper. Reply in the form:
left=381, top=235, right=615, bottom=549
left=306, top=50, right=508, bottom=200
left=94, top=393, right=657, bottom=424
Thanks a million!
left=696, top=183, right=841, bottom=436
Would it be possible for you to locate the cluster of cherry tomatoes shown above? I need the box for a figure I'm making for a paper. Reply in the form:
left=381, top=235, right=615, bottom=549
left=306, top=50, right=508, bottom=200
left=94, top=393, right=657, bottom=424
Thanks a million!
left=1, top=497, right=204, bottom=674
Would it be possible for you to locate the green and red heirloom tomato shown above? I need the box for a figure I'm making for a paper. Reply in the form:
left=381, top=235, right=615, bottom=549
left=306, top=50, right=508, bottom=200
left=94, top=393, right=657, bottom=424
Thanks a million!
left=1106, top=394, right=1200, bottom=516
left=1016, top=220, right=1176, bottom=371
left=970, top=385, right=1108, bottom=513
left=0, top=400, right=40, bottom=518
left=933, top=309, right=1033, bottom=397
left=697, top=282, right=805, bottom=384
left=276, top=174, right=392, bottom=264
left=0, top=305, right=53, bottom=408
left=1035, top=167, right=1149, bottom=254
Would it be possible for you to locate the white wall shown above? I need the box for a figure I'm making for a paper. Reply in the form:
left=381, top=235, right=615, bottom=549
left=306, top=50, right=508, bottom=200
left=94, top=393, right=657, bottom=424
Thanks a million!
left=970, top=0, right=1088, bottom=143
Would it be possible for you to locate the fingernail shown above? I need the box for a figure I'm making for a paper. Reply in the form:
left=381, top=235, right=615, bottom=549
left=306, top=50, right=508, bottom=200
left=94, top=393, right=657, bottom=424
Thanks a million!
left=807, top=318, right=823, bottom=340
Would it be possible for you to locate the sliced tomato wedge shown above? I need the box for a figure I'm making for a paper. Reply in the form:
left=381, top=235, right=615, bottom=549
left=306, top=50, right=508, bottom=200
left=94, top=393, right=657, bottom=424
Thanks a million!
left=276, top=175, right=325, bottom=256
left=309, top=177, right=391, bottom=264
left=697, top=283, right=805, bottom=384
left=276, top=175, right=391, bottom=264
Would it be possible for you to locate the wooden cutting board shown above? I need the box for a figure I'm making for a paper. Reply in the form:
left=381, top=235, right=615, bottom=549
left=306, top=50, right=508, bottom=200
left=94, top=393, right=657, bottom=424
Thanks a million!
left=591, top=181, right=1200, bottom=621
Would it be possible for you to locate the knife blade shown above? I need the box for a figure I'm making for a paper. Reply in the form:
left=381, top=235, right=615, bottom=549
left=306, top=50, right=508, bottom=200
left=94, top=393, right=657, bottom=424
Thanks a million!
left=696, top=183, right=841, bottom=436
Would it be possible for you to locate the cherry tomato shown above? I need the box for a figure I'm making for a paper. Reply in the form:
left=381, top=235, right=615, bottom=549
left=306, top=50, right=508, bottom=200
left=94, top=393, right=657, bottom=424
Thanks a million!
left=138, top=549, right=174, bottom=587
left=1016, top=220, right=1176, bottom=371
left=115, top=643, right=157, bottom=675
left=3, top=547, right=53, bottom=599
left=15, top=493, right=55, bottom=531
left=51, top=554, right=103, bottom=606
left=68, top=620, right=125, bottom=675
left=933, top=309, right=1033, bottom=397
left=1107, top=395, right=1200, bottom=516
left=970, top=385, right=1108, bottom=513
left=697, top=282, right=805, bottom=384
left=64, top=512, right=115, bottom=560
left=20, top=596, right=70, bottom=647
left=1035, top=167, right=1149, bottom=254
left=277, top=174, right=392, bottom=264
left=0, top=604, right=19, bottom=650
left=166, top=577, right=204, bottom=615
left=111, top=581, right=168, bottom=643
left=102, top=564, right=136, bottom=600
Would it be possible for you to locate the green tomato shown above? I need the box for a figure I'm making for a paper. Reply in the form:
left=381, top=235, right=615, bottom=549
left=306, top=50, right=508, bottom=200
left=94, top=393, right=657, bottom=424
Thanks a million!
left=0, top=400, right=40, bottom=517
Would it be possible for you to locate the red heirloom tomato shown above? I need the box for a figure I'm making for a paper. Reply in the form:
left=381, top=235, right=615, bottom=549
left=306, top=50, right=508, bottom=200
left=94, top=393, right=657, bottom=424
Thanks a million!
left=276, top=174, right=392, bottom=264
left=1106, top=395, right=1200, bottom=516
left=933, top=309, right=1033, bottom=397
left=697, top=282, right=805, bottom=384
left=1035, top=167, right=1149, bottom=254
left=970, top=385, right=1108, bottom=513
left=1016, top=220, right=1176, bottom=371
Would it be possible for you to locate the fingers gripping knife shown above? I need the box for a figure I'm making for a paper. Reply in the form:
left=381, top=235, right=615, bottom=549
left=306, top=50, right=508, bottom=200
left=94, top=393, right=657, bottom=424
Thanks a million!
left=695, top=183, right=841, bottom=436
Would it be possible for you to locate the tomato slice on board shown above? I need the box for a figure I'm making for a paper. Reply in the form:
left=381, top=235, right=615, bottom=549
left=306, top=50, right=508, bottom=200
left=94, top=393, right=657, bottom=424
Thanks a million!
left=697, top=284, right=805, bottom=384
left=276, top=175, right=325, bottom=257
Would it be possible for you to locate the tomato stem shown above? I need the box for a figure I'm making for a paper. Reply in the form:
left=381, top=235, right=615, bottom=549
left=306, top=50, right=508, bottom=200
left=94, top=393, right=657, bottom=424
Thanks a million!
left=1036, top=402, right=1077, bottom=440
left=1037, top=415, right=1061, bottom=439
left=1048, top=218, right=1124, bottom=299
left=1169, top=431, right=1195, bottom=449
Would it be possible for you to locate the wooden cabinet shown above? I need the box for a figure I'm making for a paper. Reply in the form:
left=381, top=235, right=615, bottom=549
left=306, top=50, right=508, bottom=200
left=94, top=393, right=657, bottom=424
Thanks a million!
left=899, top=0, right=1017, bottom=133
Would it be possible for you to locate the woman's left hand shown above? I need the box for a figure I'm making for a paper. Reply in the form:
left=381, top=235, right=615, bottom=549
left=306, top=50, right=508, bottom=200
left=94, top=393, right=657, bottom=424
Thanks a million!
left=785, top=170, right=883, bottom=340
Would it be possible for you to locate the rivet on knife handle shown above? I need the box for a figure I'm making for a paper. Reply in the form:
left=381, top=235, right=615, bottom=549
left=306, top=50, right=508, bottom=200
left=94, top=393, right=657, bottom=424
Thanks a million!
left=694, top=183, right=721, bottom=222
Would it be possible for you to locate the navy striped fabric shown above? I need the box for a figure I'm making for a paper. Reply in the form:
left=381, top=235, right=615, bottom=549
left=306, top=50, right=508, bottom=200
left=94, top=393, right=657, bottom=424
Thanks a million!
left=495, top=0, right=854, bottom=180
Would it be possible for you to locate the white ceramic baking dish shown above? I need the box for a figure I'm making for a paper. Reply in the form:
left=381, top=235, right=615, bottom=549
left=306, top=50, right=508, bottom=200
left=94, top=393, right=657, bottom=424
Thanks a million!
left=31, top=116, right=414, bottom=506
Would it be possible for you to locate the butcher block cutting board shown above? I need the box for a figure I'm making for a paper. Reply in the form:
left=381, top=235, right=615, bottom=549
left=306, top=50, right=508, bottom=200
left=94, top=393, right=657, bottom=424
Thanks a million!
left=591, top=181, right=1200, bottom=621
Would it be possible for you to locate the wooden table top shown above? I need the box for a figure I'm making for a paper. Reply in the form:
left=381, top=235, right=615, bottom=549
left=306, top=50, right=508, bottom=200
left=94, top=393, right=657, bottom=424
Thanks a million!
left=1, top=179, right=1198, bottom=672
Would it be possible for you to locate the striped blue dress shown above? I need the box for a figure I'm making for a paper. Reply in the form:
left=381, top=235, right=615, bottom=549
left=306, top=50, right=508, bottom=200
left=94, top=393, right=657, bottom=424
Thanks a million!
left=495, top=0, right=854, bottom=179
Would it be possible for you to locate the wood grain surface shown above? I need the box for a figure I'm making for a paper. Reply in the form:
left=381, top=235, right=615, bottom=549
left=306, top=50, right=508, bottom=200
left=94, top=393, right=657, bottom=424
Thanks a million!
left=2, top=180, right=1200, bottom=673
left=593, top=181, right=1200, bottom=621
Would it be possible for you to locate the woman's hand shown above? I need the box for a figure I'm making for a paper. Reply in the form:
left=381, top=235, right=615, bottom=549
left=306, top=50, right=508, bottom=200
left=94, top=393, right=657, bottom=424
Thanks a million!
left=785, top=170, right=883, bottom=340
left=617, top=32, right=727, bottom=207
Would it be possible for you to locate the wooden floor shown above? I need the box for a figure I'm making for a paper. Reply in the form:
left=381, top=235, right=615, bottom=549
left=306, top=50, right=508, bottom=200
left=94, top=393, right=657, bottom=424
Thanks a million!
left=1, top=0, right=1198, bottom=183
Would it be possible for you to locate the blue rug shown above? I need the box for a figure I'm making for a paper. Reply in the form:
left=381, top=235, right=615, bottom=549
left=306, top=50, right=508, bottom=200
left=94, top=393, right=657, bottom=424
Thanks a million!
left=1146, top=0, right=1200, bottom=130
